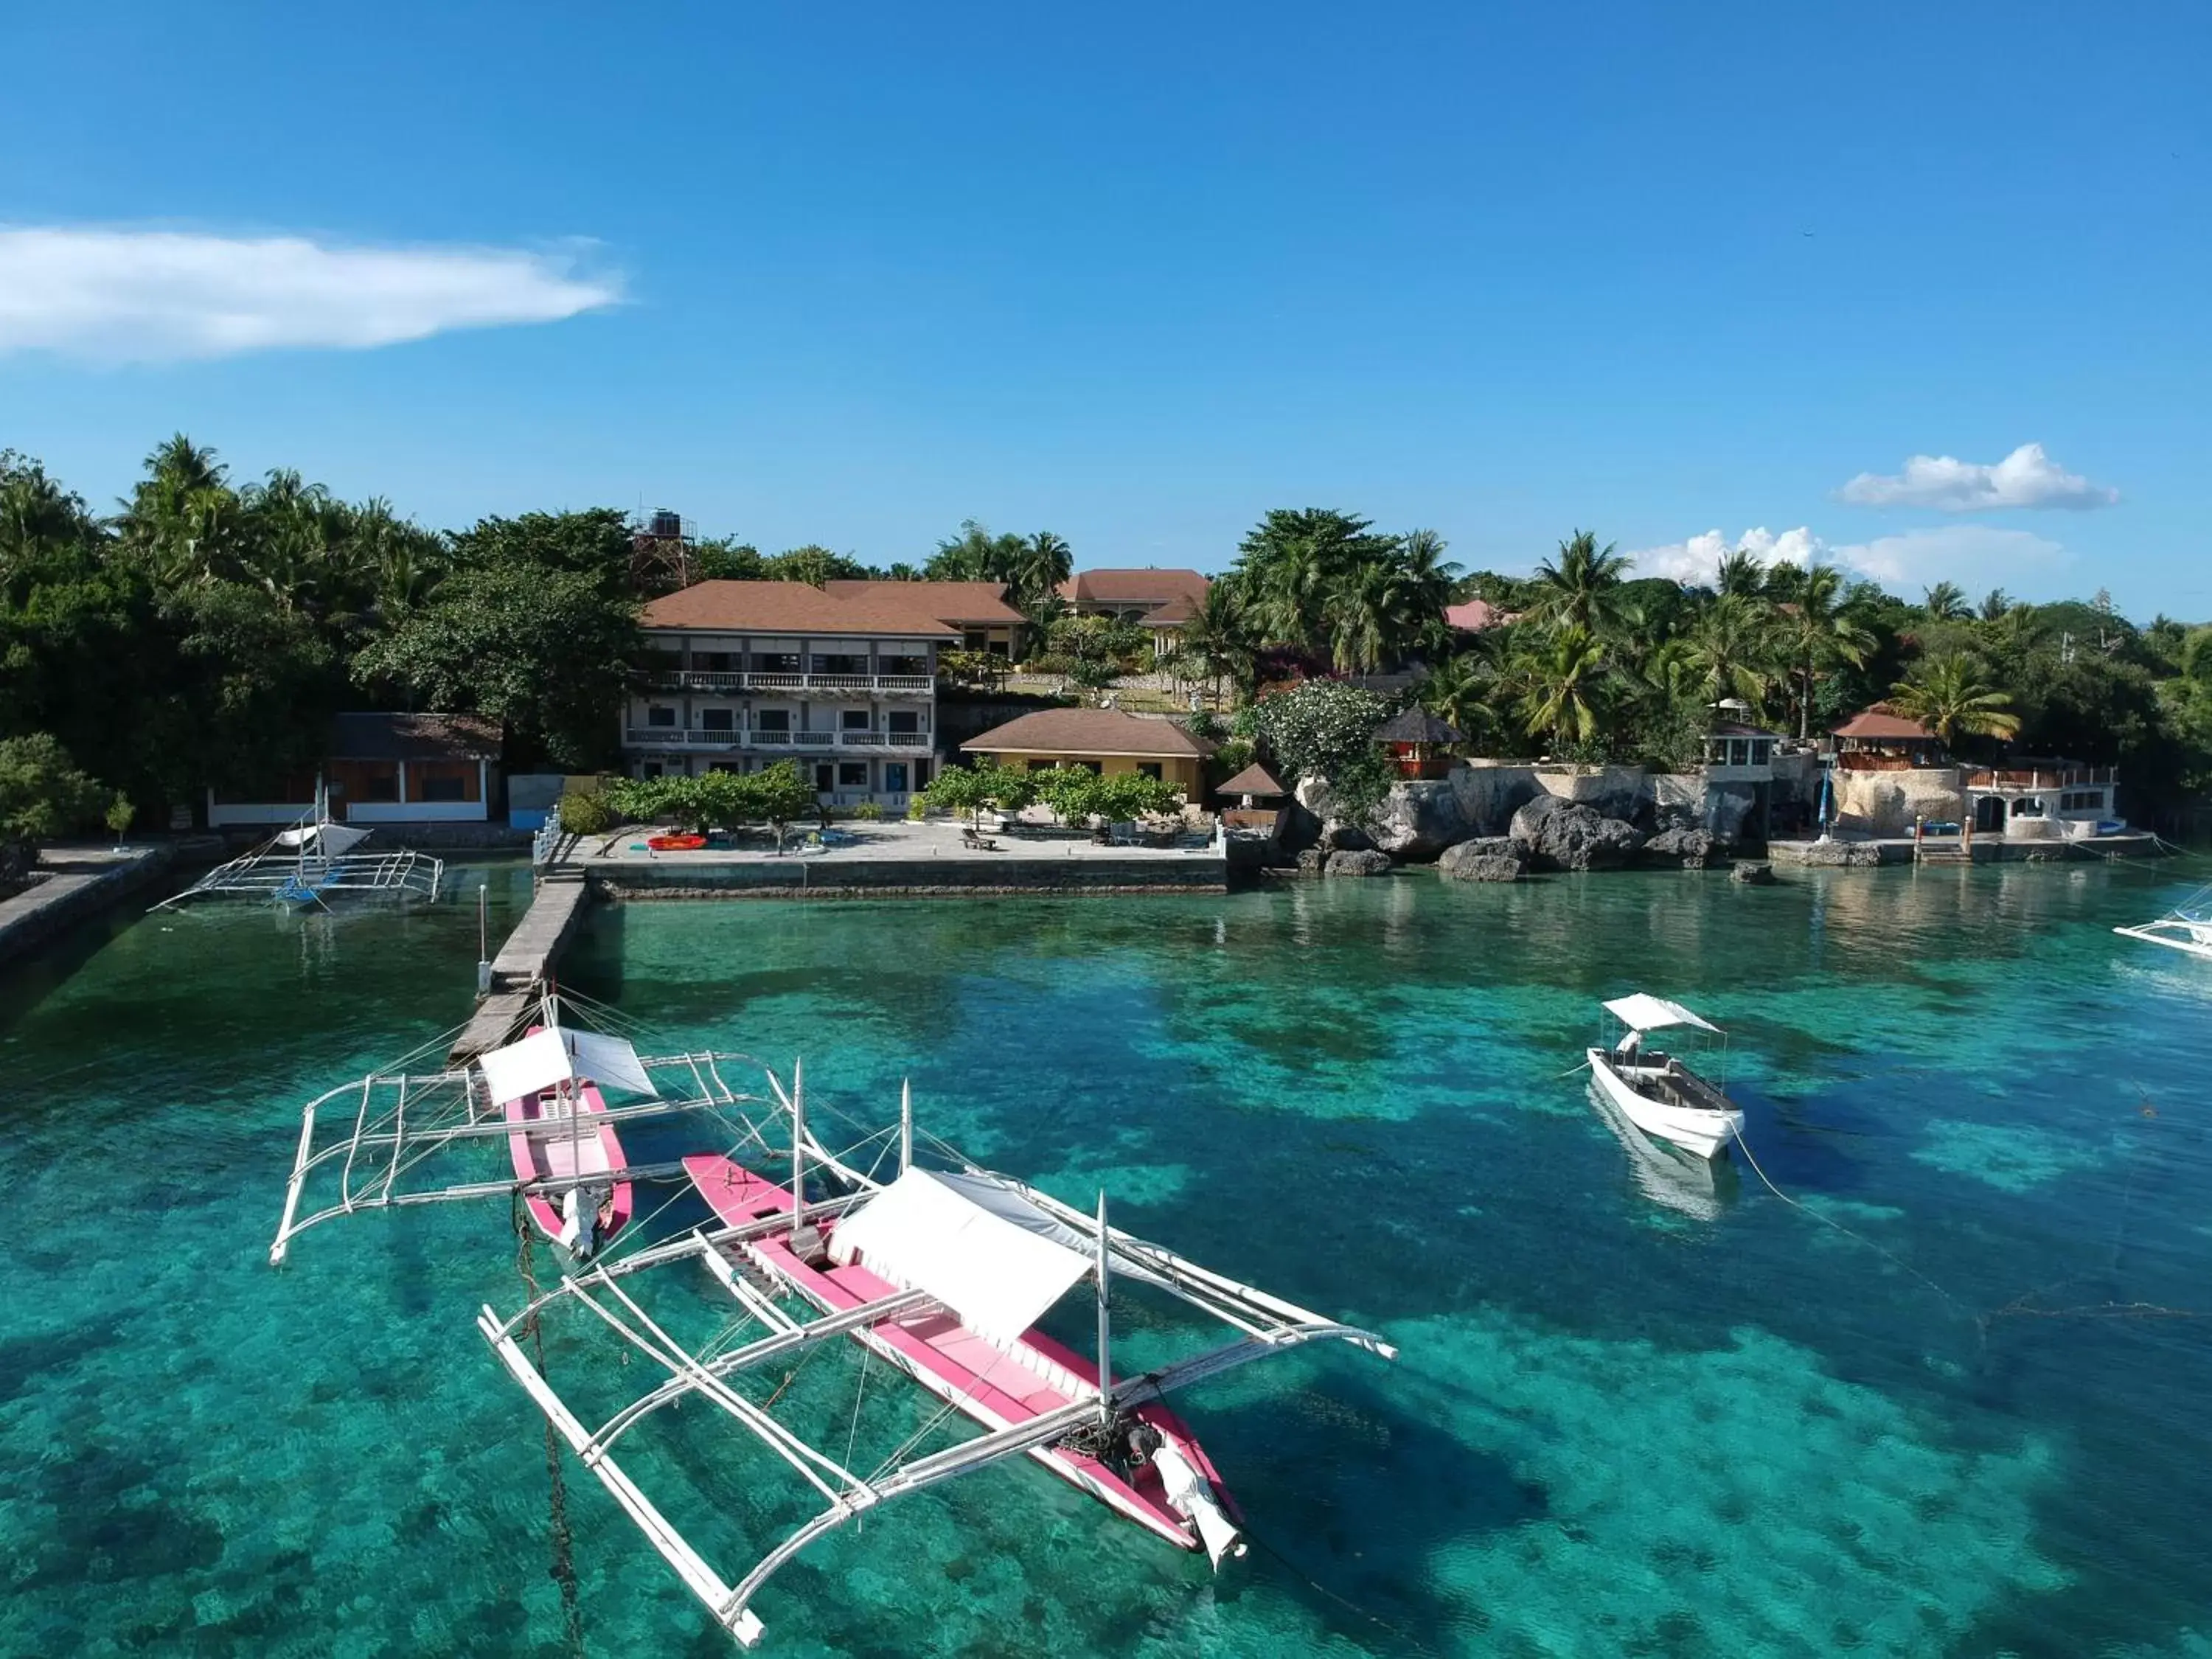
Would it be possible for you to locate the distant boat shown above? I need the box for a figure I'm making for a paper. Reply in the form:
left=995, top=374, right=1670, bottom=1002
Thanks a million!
left=1586, top=992, right=1745, bottom=1161
left=477, top=1015, right=661, bottom=1256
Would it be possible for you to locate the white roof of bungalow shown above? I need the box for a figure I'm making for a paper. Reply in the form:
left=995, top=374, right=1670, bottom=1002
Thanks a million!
left=1604, top=993, right=1721, bottom=1034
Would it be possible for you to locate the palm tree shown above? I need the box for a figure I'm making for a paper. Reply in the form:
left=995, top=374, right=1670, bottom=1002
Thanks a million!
left=1978, top=588, right=2013, bottom=622
left=1921, top=581, right=1969, bottom=621
left=1517, top=623, right=1610, bottom=748
left=1526, top=530, right=1628, bottom=635
left=1682, top=593, right=1775, bottom=712
left=1013, top=532, right=1073, bottom=608
left=1178, top=582, right=1255, bottom=699
left=1419, top=651, right=1495, bottom=744
left=1714, top=549, right=1765, bottom=598
left=1777, top=565, right=1874, bottom=740
left=1887, top=653, right=2021, bottom=745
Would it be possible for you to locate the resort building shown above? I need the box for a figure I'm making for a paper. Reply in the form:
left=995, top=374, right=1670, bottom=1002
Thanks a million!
left=624, top=580, right=960, bottom=809
left=1374, top=709, right=1464, bottom=779
left=206, top=713, right=503, bottom=827
left=1964, top=760, right=2121, bottom=839
left=1136, top=594, right=1197, bottom=662
left=824, top=580, right=1026, bottom=658
left=1444, top=598, right=1513, bottom=634
left=1058, top=568, right=1211, bottom=627
left=959, top=707, right=1214, bottom=794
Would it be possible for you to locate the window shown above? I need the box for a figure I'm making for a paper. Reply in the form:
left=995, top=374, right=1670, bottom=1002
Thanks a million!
left=884, top=762, right=908, bottom=793
left=913, top=759, right=932, bottom=790
left=814, top=763, right=835, bottom=790
left=752, top=652, right=801, bottom=674
left=709, top=761, right=742, bottom=774
left=698, top=650, right=736, bottom=672
left=2012, top=797, right=2044, bottom=817
left=700, top=706, right=734, bottom=731
left=420, top=773, right=465, bottom=802
left=839, top=762, right=869, bottom=787
left=887, top=709, right=919, bottom=734
left=754, top=708, right=790, bottom=732
left=841, top=709, right=871, bottom=731
left=642, top=762, right=664, bottom=779
left=1079, top=760, right=1103, bottom=776
left=1028, top=759, right=1057, bottom=773
left=1750, top=740, right=1774, bottom=765
left=1138, top=762, right=1163, bottom=780
left=647, top=705, right=677, bottom=728
left=362, top=770, right=400, bottom=802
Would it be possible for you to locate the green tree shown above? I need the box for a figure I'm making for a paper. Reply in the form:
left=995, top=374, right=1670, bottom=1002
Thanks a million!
left=1517, top=623, right=1612, bottom=748
left=766, top=544, right=873, bottom=585
left=1777, top=565, right=1874, bottom=740
left=919, top=762, right=1037, bottom=825
left=1526, top=530, right=1629, bottom=636
left=1887, top=653, right=2022, bottom=746
left=1921, top=581, right=1969, bottom=622
left=0, top=733, right=111, bottom=877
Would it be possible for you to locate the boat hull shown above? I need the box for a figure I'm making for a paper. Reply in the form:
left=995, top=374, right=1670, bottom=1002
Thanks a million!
left=684, top=1154, right=1234, bottom=1557
left=503, top=1076, right=633, bottom=1253
left=1586, top=1051, right=1743, bottom=1161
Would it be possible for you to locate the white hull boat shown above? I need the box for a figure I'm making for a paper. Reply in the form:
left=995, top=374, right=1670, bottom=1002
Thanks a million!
left=1586, top=992, right=1745, bottom=1162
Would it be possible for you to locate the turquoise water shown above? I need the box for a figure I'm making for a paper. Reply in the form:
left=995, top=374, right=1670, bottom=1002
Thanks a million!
left=7, top=861, right=2212, bottom=1656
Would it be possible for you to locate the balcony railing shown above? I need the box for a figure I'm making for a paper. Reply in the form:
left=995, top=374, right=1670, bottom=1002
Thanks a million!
left=1962, top=765, right=2116, bottom=790
left=624, top=727, right=933, bottom=751
left=646, top=669, right=935, bottom=695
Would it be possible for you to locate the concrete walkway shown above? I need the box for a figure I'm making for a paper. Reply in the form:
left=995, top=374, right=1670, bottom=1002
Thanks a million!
left=0, top=844, right=178, bottom=967
left=448, top=874, right=593, bottom=1063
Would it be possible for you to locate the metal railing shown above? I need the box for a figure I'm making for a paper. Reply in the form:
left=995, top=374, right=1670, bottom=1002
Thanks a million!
left=1962, top=765, right=2117, bottom=790
left=623, top=728, right=933, bottom=751
left=646, top=670, right=936, bottom=695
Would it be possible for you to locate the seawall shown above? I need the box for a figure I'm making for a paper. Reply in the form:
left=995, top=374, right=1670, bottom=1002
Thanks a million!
left=585, top=852, right=1228, bottom=900
left=0, top=843, right=188, bottom=968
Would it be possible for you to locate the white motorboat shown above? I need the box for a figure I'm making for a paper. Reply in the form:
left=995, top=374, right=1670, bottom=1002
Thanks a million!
left=2113, top=914, right=2212, bottom=961
left=1585, top=992, right=1745, bottom=1161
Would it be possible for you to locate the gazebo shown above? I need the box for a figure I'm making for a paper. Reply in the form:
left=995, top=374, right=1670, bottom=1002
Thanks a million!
left=1374, top=709, right=1464, bottom=780
left=1832, top=707, right=1946, bottom=771
left=1217, top=762, right=1285, bottom=809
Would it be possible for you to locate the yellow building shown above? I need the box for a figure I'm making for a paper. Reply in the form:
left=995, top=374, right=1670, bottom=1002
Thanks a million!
left=960, top=707, right=1213, bottom=794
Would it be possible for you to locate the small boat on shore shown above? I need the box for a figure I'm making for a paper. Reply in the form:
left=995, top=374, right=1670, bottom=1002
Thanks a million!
left=1586, top=992, right=1745, bottom=1161
left=479, top=1019, right=660, bottom=1256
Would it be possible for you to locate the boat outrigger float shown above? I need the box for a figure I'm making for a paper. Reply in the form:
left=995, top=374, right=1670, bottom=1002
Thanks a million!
left=273, top=1012, right=1398, bottom=1647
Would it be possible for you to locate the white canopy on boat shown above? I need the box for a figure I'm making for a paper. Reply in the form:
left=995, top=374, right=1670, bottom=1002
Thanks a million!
left=827, top=1168, right=1093, bottom=1345
left=1604, top=993, right=1721, bottom=1034
left=479, top=1026, right=657, bottom=1104
left=276, top=821, right=371, bottom=856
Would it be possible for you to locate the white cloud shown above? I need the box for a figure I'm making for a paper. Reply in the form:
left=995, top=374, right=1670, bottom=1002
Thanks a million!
left=0, top=226, right=622, bottom=363
left=1835, top=443, right=2117, bottom=512
left=1629, top=525, right=1826, bottom=585
left=1631, top=521, right=2070, bottom=597
left=1826, top=524, right=2067, bottom=590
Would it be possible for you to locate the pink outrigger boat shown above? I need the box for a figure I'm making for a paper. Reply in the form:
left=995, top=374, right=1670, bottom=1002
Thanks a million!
left=684, top=1152, right=1241, bottom=1559
left=476, top=1071, right=1400, bottom=1648
left=475, top=1018, right=664, bottom=1258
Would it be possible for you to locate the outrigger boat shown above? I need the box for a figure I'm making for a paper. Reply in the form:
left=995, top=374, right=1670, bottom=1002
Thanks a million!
left=484, top=1021, right=658, bottom=1256
left=1586, top=992, right=1745, bottom=1161
left=156, top=783, right=442, bottom=911
left=476, top=1071, right=1397, bottom=1646
left=2114, top=910, right=2212, bottom=961
left=268, top=993, right=750, bottom=1267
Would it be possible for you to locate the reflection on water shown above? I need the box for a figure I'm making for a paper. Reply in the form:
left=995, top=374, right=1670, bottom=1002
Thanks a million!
left=1585, top=1079, right=1740, bottom=1222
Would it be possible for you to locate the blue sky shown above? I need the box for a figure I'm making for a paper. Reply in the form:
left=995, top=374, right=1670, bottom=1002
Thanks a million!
left=2, top=2, right=2207, bottom=613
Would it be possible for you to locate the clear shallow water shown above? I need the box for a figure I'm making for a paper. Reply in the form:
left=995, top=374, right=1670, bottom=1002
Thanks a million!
left=6, top=860, right=2212, bottom=1656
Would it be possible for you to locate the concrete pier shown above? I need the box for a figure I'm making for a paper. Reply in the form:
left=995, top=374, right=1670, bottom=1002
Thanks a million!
left=448, top=872, right=593, bottom=1063
left=0, top=843, right=189, bottom=967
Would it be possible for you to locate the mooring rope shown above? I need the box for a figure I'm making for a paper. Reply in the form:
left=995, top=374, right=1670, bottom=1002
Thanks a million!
left=514, top=1194, right=587, bottom=1659
left=1239, top=1520, right=1444, bottom=1657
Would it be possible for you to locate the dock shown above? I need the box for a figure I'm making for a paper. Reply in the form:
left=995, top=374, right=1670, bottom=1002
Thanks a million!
left=448, top=871, right=593, bottom=1063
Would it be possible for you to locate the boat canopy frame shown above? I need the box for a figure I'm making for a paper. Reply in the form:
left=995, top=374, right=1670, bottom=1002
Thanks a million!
left=156, top=796, right=442, bottom=911
left=475, top=1070, right=1397, bottom=1649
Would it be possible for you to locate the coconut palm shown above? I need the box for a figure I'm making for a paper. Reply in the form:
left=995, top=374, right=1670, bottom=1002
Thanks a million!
left=1419, top=650, right=1496, bottom=744
left=1921, top=581, right=1969, bottom=621
left=1887, top=653, right=2021, bottom=745
left=1682, top=593, right=1775, bottom=712
left=1526, top=530, right=1628, bottom=636
left=1178, top=581, right=1256, bottom=698
left=1978, top=588, right=2013, bottom=622
left=1517, top=623, right=1611, bottom=747
left=1777, top=564, right=1874, bottom=740
left=1714, top=549, right=1766, bottom=599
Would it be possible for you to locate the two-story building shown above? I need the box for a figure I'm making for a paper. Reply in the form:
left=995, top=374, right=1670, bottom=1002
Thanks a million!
left=624, top=582, right=961, bottom=808
left=1058, top=568, right=1211, bottom=625
left=824, top=580, right=1027, bottom=658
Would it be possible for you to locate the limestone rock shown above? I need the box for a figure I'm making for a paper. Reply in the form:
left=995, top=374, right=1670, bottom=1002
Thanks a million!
left=1439, top=850, right=1523, bottom=883
left=1294, top=846, right=1329, bottom=875
left=1368, top=779, right=1472, bottom=860
left=1325, top=849, right=1393, bottom=877
left=1321, top=821, right=1374, bottom=852
left=1644, top=825, right=1719, bottom=869
left=1438, top=838, right=1526, bottom=880
left=1729, top=860, right=1776, bottom=886
left=1508, top=796, right=1646, bottom=872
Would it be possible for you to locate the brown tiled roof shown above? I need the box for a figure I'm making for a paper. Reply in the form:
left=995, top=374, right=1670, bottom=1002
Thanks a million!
left=1138, top=594, right=1197, bottom=626
left=1057, top=568, right=1212, bottom=607
left=641, top=580, right=959, bottom=639
left=1374, top=709, right=1464, bottom=744
left=1217, top=762, right=1285, bottom=796
left=824, top=580, right=1024, bottom=627
left=330, top=712, right=502, bottom=761
left=1833, top=707, right=1938, bottom=741
left=961, top=708, right=1215, bottom=758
